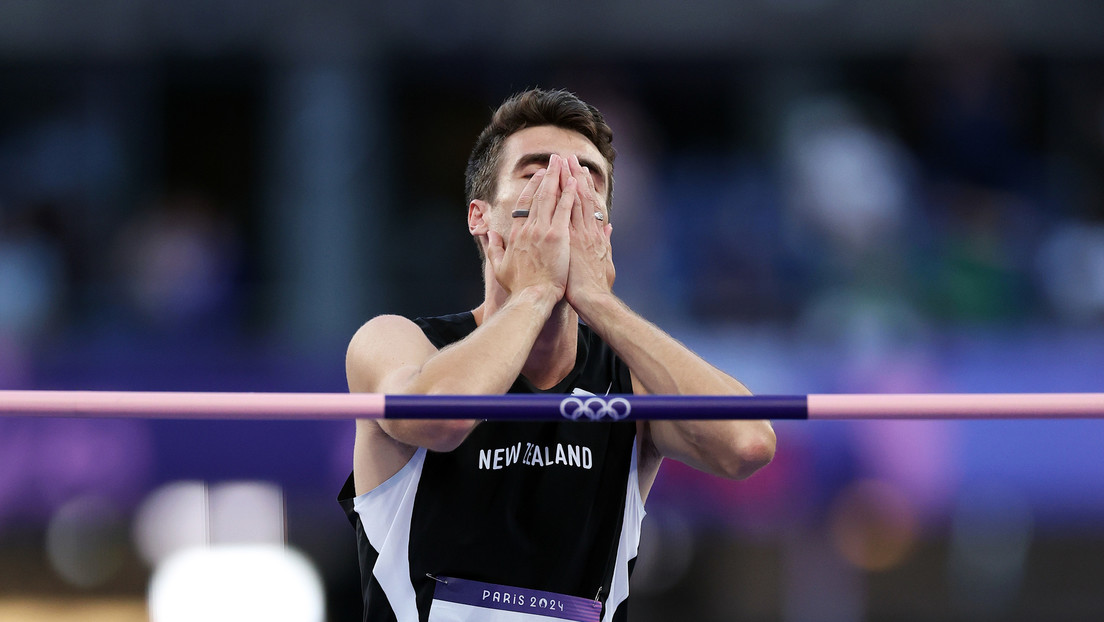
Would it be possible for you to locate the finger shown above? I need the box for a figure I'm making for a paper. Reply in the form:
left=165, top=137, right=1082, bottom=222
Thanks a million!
left=534, top=154, right=563, bottom=226
left=559, top=154, right=573, bottom=197
left=569, top=155, right=604, bottom=230
left=485, top=229, right=506, bottom=270
left=552, top=175, right=577, bottom=232
left=567, top=153, right=586, bottom=182
left=553, top=154, right=573, bottom=225
left=579, top=166, right=601, bottom=233
left=514, top=168, right=547, bottom=221
left=566, top=157, right=585, bottom=230
left=585, top=168, right=609, bottom=229
left=568, top=155, right=590, bottom=196
left=582, top=161, right=599, bottom=200
left=569, top=177, right=585, bottom=232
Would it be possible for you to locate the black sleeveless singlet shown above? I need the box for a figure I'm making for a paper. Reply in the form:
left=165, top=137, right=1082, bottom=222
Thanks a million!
left=339, top=312, right=642, bottom=622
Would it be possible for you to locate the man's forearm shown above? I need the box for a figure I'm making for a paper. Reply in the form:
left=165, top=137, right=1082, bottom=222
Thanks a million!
left=572, top=291, right=750, bottom=396
left=571, top=291, right=773, bottom=480
left=367, top=285, right=560, bottom=453
left=409, top=285, right=560, bottom=396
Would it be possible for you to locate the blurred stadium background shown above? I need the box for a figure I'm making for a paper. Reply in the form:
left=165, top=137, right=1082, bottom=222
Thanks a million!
left=2, top=1, right=1104, bottom=620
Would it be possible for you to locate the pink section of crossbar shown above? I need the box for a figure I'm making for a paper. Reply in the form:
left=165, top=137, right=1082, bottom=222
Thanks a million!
left=0, top=390, right=386, bottom=420
left=808, top=393, right=1104, bottom=419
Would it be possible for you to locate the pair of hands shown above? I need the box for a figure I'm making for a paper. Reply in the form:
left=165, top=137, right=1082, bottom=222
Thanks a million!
left=486, top=153, right=615, bottom=309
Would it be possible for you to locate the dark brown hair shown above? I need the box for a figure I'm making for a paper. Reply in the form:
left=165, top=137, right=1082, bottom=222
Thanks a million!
left=465, top=88, right=616, bottom=208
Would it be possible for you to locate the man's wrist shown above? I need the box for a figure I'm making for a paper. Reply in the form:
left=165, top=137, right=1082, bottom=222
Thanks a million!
left=570, top=288, right=622, bottom=327
left=513, top=283, right=563, bottom=314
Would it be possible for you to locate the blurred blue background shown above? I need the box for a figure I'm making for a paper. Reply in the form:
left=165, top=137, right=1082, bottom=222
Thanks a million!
left=1, top=1, right=1104, bottom=620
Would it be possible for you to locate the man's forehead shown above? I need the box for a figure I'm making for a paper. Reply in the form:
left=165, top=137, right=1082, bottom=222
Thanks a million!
left=499, top=125, right=608, bottom=172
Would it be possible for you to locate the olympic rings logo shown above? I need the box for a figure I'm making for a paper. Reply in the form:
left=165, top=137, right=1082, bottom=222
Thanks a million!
left=559, top=396, right=632, bottom=421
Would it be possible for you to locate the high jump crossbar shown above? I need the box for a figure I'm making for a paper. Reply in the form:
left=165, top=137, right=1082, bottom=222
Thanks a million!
left=0, top=391, right=1102, bottom=421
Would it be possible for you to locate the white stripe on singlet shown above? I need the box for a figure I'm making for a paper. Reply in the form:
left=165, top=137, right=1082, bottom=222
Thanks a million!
left=354, top=448, right=428, bottom=622
left=602, top=439, right=645, bottom=622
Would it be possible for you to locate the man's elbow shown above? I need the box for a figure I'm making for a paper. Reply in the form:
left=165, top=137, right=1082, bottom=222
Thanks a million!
left=380, top=419, right=478, bottom=453
left=719, top=423, right=776, bottom=480
left=421, top=419, right=480, bottom=453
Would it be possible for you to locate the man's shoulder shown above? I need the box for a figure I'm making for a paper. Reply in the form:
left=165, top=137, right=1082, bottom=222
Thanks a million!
left=352, top=311, right=472, bottom=342
left=348, top=315, right=438, bottom=369
left=352, top=314, right=424, bottom=344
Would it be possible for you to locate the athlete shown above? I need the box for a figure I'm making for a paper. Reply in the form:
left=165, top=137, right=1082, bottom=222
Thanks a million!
left=340, top=88, right=776, bottom=622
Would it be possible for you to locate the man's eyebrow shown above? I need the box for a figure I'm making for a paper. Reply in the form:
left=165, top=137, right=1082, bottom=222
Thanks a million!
left=512, top=152, right=552, bottom=172
left=513, top=152, right=607, bottom=188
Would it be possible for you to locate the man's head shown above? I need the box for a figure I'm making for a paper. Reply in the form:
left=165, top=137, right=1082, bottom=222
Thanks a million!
left=465, top=88, right=616, bottom=211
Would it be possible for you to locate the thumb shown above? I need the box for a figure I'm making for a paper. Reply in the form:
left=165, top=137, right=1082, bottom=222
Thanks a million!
left=485, top=229, right=505, bottom=269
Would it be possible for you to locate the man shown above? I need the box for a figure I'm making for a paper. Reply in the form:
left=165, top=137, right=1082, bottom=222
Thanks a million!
left=340, top=88, right=776, bottom=622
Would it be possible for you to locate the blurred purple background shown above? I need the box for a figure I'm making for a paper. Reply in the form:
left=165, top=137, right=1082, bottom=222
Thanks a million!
left=2, top=2, right=1104, bottom=620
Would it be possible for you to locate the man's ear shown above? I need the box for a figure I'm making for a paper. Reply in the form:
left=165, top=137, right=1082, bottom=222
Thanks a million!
left=468, top=199, right=490, bottom=237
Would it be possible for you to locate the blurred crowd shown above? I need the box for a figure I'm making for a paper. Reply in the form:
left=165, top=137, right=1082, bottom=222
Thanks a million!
left=610, top=36, right=1104, bottom=335
left=1, top=36, right=1102, bottom=377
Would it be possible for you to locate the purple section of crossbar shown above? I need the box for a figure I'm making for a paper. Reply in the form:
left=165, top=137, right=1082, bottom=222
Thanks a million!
left=383, top=394, right=809, bottom=421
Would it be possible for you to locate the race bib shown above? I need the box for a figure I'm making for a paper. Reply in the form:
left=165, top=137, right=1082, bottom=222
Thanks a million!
left=428, top=576, right=602, bottom=622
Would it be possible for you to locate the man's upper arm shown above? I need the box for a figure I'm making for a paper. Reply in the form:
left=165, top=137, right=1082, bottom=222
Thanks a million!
left=632, top=373, right=665, bottom=501
left=347, top=315, right=445, bottom=494
left=347, top=314, right=480, bottom=455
